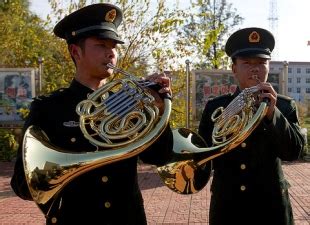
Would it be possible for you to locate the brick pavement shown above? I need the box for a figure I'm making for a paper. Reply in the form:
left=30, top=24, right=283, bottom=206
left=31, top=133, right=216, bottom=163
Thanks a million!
left=0, top=161, right=309, bottom=225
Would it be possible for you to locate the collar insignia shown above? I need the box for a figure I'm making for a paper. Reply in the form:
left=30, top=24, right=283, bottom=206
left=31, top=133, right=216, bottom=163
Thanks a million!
left=63, top=121, right=80, bottom=127
left=249, top=31, right=260, bottom=43
left=105, top=9, right=116, bottom=22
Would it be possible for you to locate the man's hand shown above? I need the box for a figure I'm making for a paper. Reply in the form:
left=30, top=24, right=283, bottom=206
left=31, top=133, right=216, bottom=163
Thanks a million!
left=146, top=72, right=172, bottom=96
left=257, top=82, right=277, bottom=120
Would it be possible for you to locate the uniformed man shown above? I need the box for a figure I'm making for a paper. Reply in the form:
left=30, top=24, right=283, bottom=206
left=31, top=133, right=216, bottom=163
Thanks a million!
left=10, top=3, right=173, bottom=225
left=198, top=27, right=305, bottom=225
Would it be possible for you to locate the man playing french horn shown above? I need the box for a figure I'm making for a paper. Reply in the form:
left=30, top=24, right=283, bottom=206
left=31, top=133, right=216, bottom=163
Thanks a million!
left=10, top=3, right=173, bottom=225
left=198, top=27, right=305, bottom=225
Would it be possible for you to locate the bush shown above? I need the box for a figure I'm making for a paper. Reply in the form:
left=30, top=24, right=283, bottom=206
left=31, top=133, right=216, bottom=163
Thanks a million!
left=0, top=129, right=19, bottom=161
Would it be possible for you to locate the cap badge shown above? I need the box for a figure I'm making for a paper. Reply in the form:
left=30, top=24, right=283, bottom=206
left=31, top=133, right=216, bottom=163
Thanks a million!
left=105, top=9, right=117, bottom=22
left=249, top=31, right=260, bottom=43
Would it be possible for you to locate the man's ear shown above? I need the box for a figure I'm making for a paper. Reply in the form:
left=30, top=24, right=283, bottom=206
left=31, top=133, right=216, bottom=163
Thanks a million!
left=232, top=63, right=236, bottom=74
left=69, top=44, right=82, bottom=61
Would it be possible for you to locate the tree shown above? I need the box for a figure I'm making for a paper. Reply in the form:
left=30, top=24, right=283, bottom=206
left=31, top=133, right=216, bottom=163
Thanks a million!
left=0, top=0, right=41, bottom=67
left=182, top=0, right=243, bottom=69
left=0, top=0, right=75, bottom=94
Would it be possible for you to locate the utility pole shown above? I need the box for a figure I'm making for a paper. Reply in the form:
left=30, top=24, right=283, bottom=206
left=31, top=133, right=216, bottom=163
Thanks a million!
left=38, top=57, right=44, bottom=94
left=185, top=59, right=191, bottom=129
left=282, top=61, right=289, bottom=96
left=268, top=0, right=279, bottom=59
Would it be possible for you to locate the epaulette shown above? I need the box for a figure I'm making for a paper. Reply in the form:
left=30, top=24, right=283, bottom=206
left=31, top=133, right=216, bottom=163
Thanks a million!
left=33, top=88, right=69, bottom=101
left=208, top=93, right=234, bottom=103
left=277, top=94, right=293, bottom=102
left=276, top=94, right=296, bottom=114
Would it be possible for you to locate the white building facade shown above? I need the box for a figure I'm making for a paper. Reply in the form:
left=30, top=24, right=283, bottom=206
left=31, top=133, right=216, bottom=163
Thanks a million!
left=270, top=61, right=310, bottom=103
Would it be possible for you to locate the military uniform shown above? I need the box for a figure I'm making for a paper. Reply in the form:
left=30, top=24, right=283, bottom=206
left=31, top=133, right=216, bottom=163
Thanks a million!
left=198, top=27, right=305, bottom=225
left=199, top=92, right=304, bottom=225
left=11, top=3, right=173, bottom=225
left=11, top=79, right=173, bottom=225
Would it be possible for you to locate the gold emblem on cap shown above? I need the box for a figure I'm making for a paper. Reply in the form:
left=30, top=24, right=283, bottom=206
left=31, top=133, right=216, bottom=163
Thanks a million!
left=249, top=31, right=260, bottom=43
left=105, top=9, right=116, bottom=22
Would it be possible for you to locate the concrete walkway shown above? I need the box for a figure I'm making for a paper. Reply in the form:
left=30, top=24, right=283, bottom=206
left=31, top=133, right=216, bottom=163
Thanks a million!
left=0, top=161, right=309, bottom=225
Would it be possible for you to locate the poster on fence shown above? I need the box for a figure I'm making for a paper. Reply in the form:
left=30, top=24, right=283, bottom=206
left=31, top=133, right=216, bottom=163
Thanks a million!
left=0, top=68, right=36, bottom=127
left=191, top=69, right=237, bottom=127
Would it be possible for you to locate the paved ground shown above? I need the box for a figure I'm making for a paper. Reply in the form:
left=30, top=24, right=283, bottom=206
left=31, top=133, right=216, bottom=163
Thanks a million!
left=0, top=160, right=309, bottom=225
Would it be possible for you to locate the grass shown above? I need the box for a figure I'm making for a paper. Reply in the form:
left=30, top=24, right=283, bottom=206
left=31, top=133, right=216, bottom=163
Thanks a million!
left=301, top=117, right=310, bottom=159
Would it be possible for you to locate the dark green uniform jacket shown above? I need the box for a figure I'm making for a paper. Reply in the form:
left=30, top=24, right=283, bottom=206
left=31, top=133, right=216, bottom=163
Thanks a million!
left=198, top=91, right=305, bottom=225
left=11, top=79, right=173, bottom=225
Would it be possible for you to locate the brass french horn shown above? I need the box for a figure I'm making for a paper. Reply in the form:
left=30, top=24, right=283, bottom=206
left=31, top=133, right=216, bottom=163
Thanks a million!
left=157, top=86, right=269, bottom=194
left=22, top=64, right=171, bottom=216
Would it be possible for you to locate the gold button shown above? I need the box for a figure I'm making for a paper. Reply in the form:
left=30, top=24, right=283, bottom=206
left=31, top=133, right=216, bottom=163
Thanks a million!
left=240, top=164, right=246, bottom=170
left=102, top=176, right=108, bottom=183
left=51, top=217, right=57, bottom=223
left=241, top=142, right=247, bottom=148
left=104, top=201, right=111, bottom=208
left=70, top=137, right=76, bottom=142
left=240, top=185, right=246, bottom=191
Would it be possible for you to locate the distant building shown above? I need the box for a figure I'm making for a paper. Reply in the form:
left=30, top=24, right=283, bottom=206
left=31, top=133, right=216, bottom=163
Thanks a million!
left=270, top=61, right=310, bottom=103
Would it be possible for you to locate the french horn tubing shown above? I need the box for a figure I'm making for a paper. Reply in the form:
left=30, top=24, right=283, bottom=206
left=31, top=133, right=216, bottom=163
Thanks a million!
left=22, top=64, right=171, bottom=216
left=156, top=78, right=269, bottom=195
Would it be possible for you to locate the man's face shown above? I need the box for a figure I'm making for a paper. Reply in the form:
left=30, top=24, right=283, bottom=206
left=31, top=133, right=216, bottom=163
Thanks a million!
left=232, top=57, right=270, bottom=89
left=73, top=37, right=118, bottom=80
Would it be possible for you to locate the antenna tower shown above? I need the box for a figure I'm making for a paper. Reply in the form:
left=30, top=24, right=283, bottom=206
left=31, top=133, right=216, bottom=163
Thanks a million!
left=268, top=0, right=279, bottom=59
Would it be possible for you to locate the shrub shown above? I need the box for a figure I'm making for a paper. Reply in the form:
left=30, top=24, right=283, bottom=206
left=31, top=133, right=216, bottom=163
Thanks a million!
left=0, top=129, right=19, bottom=161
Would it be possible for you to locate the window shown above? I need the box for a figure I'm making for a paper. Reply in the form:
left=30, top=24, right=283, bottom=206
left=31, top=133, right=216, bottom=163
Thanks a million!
left=306, top=78, right=310, bottom=83
left=297, top=68, right=301, bottom=73
left=288, top=68, right=292, bottom=73
left=306, top=88, right=310, bottom=93
left=288, top=87, right=292, bottom=93
left=288, top=78, right=292, bottom=83
left=306, top=68, right=310, bottom=74
left=297, top=87, right=301, bottom=93
left=297, top=77, right=301, bottom=83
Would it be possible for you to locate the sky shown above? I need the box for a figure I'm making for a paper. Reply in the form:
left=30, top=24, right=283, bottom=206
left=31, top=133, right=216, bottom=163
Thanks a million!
left=29, top=0, right=310, bottom=63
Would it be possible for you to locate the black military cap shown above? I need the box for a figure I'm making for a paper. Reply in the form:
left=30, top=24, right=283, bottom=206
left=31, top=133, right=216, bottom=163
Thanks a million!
left=53, top=3, right=124, bottom=44
left=225, top=27, right=275, bottom=59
